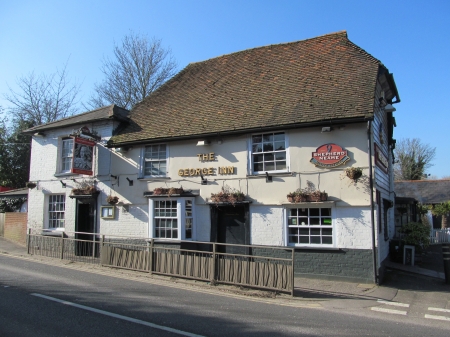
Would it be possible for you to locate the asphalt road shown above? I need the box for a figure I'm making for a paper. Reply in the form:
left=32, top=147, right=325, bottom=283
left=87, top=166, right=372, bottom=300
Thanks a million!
left=1, top=254, right=449, bottom=337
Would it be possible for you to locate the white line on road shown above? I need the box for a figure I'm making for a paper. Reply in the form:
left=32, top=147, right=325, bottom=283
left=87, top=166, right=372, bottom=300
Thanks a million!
left=428, top=307, right=450, bottom=313
left=31, top=293, right=205, bottom=337
left=376, top=299, right=410, bottom=308
left=371, top=307, right=407, bottom=315
left=425, top=314, right=450, bottom=321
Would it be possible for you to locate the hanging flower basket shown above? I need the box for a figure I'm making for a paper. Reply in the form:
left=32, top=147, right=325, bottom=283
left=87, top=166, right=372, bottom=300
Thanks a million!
left=344, top=167, right=363, bottom=182
left=106, top=195, right=119, bottom=204
left=26, top=182, right=37, bottom=189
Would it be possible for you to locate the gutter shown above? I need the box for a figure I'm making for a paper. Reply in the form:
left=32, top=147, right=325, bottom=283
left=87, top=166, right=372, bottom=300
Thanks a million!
left=368, top=120, right=378, bottom=284
left=108, top=115, right=372, bottom=148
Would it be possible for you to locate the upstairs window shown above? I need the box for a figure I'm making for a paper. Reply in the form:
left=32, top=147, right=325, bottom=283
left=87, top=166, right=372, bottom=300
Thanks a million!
left=61, top=138, right=73, bottom=173
left=251, top=132, right=287, bottom=173
left=143, top=144, right=167, bottom=177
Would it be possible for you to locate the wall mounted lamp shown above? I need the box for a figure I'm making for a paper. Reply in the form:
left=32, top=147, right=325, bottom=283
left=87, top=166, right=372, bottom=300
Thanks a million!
left=321, top=126, right=332, bottom=133
left=115, top=147, right=129, bottom=153
left=110, top=175, right=118, bottom=179
left=196, top=140, right=210, bottom=146
left=384, top=104, right=396, bottom=113
left=200, top=174, right=208, bottom=185
left=265, top=172, right=272, bottom=183
left=60, top=180, right=67, bottom=188
left=126, top=177, right=134, bottom=186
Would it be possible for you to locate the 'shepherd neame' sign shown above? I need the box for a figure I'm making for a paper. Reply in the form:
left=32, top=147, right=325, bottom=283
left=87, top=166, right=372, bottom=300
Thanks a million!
left=310, top=143, right=350, bottom=168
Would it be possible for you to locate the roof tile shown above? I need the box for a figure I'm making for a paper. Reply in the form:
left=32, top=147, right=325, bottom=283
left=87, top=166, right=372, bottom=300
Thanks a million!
left=109, top=31, right=386, bottom=146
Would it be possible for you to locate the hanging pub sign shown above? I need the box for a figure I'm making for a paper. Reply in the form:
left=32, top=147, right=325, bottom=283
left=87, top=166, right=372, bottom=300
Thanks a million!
left=310, top=143, right=350, bottom=168
left=374, top=144, right=389, bottom=173
left=72, top=137, right=95, bottom=175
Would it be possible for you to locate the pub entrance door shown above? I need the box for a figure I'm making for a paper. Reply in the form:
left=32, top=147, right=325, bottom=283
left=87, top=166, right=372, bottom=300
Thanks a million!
left=73, top=195, right=97, bottom=256
left=210, top=203, right=249, bottom=255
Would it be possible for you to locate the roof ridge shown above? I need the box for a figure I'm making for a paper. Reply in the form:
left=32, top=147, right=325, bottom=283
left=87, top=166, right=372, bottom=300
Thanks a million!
left=188, top=30, right=349, bottom=66
left=23, top=104, right=130, bottom=133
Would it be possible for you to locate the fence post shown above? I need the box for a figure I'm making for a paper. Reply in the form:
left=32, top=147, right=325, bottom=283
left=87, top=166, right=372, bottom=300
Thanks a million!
left=211, top=242, right=216, bottom=283
left=148, top=238, right=154, bottom=275
left=291, top=248, right=295, bottom=298
left=60, top=231, right=64, bottom=260
left=442, top=243, right=450, bottom=284
left=27, top=228, right=31, bottom=255
left=100, top=235, right=105, bottom=266
left=92, top=234, right=96, bottom=259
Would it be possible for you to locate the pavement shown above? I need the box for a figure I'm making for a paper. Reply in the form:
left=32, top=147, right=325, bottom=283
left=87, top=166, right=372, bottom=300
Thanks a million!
left=0, top=236, right=448, bottom=305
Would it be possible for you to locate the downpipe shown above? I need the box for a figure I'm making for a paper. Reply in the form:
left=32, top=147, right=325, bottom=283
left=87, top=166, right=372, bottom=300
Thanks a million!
left=368, top=120, right=378, bottom=284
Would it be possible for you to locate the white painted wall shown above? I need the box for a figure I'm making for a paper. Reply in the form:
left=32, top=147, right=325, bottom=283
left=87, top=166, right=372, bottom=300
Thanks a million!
left=28, top=118, right=386, bottom=252
left=251, top=205, right=284, bottom=246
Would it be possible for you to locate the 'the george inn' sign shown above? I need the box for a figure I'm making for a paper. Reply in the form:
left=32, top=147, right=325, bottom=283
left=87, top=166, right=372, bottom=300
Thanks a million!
left=310, top=143, right=350, bottom=168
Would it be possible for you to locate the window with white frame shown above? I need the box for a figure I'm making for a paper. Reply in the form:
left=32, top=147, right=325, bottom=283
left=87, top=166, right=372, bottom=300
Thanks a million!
left=251, top=132, right=287, bottom=173
left=48, top=194, right=66, bottom=229
left=287, top=207, right=333, bottom=245
left=143, top=144, right=167, bottom=177
left=150, top=198, right=194, bottom=240
left=61, top=138, right=73, bottom=173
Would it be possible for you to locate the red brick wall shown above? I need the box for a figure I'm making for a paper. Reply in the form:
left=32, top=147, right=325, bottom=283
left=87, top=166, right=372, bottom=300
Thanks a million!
left=4, top=213, right=27, bottom=245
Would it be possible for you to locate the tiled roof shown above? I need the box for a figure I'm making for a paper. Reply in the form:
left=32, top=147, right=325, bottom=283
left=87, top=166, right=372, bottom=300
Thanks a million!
left=0, top=187, right=28, bottom=197
left=109, top=31, right=391, bottom=146
left=395, top=180, right=450, bottom=204
left=23, top=105, right=129, bottom=133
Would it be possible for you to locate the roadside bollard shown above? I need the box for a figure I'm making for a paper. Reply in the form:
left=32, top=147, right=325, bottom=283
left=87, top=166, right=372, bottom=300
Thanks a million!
left=443, top=243, right=450, bottom=284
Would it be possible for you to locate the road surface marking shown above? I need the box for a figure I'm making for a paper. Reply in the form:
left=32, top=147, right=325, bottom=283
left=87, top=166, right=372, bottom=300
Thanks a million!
left=377, top=299, right=410, bottom=308
left=31, top=293, right=205, bottom=337
left=425, top=314, right=450, bottom=321
left=371, top=307, right=407, bottom=315
left=428, top=307, right=450, bottom=313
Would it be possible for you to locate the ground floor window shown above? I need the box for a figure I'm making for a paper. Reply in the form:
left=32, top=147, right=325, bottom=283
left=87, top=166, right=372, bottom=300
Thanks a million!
left=150, top=198, right=194, bottom=240
left=287, top=206, right=333, bottom=245
left=48, top=194, right=66, bottom=229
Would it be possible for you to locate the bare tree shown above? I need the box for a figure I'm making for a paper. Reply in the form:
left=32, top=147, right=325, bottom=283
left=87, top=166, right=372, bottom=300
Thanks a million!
left=88, top=32, right=177, bottom=110
left=394, top=138, right=436, bottom=181
left=4, top=64, right=80, bottom=125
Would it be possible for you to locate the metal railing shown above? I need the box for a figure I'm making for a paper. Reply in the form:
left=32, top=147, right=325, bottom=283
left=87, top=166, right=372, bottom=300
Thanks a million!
left=27, top=229, right=295, bottom=296
left=430, top=229, right=450, bottom=244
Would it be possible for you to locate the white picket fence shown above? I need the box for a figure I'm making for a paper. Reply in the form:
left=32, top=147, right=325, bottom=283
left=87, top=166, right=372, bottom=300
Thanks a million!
left=430, top=229, right=450, bottom=244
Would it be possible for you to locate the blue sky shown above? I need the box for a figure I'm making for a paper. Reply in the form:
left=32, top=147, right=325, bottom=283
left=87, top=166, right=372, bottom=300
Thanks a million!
left=1, top=0, right=449, bottom=177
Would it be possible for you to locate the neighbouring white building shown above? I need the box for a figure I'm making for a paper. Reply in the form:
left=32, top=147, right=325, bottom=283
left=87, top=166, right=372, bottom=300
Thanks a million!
left=24, top=31, right=400, bottom=283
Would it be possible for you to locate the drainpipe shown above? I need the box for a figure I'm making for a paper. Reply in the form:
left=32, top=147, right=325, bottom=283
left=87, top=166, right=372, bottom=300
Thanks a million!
left=368, top=120, right=378, bottom=284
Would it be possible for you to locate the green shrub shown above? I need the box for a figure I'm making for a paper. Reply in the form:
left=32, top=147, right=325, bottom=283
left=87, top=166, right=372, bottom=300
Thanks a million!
left=399, top=222, right=430, bottom=253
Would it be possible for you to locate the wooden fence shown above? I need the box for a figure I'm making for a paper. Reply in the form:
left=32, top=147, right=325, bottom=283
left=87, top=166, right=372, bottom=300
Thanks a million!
left=27, top=230, right=294, bottom=296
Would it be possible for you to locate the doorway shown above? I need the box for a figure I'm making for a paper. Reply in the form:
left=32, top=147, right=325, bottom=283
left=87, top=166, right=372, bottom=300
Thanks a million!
left=210, top=204, right=249, bottom=254
left=75, top=198, right=97, bottom=256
